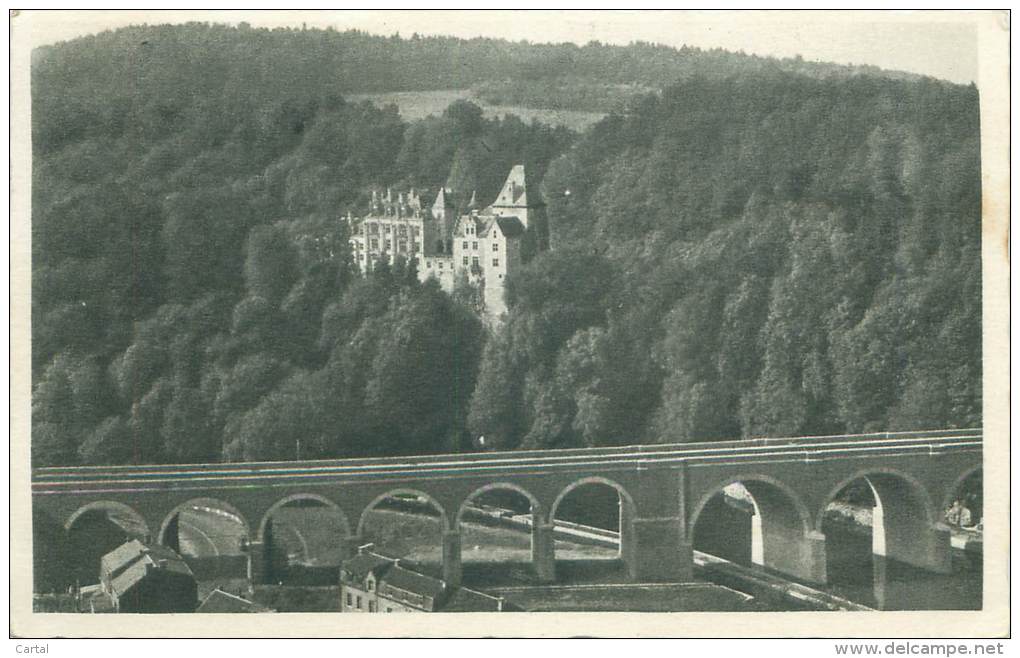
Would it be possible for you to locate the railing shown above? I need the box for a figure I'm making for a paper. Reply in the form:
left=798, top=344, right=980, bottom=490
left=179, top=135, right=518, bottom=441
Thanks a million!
left=32, top=429, right=981, bottom=491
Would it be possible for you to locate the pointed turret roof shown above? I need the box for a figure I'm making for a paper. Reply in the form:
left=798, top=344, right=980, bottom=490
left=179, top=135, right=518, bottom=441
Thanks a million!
left=432, top=187, right=455, bottom=210
left=489, top=165, right=543, bottom=209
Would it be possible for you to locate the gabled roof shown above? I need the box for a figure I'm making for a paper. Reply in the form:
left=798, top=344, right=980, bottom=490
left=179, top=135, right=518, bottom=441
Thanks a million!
left=489, top=164, right=543, bottom=209
left=109, top=556, right=193, bottom=598
left=197, top=588, right=273, bottom=613
left=101, top=539, right=147, bottom=574
left=343, top=552, right=396, bottom=582
left=381, top=565, right=446, bottom=599
left=102, top=540, right=194, bottom=597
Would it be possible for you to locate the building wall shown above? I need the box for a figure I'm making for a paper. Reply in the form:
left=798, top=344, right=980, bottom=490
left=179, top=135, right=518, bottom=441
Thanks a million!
left=340, top=582, right=380, bottom=612
left=418, top=256, right=456, bottom=293
left=353, top=214, right=425, bottom=274
left=116, top=573, right=197, bottom=613
left=340, top=581, right=431, bottom=613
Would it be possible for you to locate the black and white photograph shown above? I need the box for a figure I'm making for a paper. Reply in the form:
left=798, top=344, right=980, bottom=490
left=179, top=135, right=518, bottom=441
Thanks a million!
left=9, top=8, right=1010, bottom=640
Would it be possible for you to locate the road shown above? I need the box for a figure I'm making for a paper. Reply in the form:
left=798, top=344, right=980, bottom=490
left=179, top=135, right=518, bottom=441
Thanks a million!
left=177, top=507, right=245, bottom=557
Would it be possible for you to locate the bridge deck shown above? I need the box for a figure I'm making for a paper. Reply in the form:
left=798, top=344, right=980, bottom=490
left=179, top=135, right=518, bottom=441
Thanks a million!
left=32, top=429, right=982, bottom=493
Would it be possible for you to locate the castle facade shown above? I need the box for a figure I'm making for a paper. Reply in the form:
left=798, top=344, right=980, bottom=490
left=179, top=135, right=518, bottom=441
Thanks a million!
left=347, top=165, right=544, bottom=320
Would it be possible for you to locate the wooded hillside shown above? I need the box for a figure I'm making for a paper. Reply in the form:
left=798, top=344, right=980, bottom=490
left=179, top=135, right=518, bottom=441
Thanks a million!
left=31, top=25, right=981, bottom=466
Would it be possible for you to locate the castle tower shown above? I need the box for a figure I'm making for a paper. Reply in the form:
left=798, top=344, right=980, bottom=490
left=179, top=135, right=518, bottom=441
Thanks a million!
left=487, top=165, right=544, bottom=228
left=431, top=187, right=455, bottom=223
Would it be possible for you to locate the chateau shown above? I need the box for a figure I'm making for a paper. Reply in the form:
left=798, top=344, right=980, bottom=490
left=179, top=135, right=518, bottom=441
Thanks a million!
left=347, top=165, right=545, bottom=320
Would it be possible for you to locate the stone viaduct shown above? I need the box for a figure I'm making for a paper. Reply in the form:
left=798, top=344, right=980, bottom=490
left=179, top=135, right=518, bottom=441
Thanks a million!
left=32, top=429, right=981, bottom=587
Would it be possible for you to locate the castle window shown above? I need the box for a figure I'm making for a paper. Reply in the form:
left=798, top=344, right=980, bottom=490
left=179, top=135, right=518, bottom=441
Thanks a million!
left=398, top=240, right=407, bottom=252
left=493, top=258, right=500, bottom=267
left=398, top=226, right=408, bottom=236
left=347, top=593, right=352, bottom=607
left=385, top=239, right=392, bottom=250
left=369, top=601, right=376, bottom=612
left=370, top=239, right=378, bottom=250
left=384, top=225, right=391, bottom=234
left=412, top=241, right=420, bottom=252
left=472, top=241, right=478, bottom=250
left=356, top=596, right=362, bottom=610
left=462, top=241, right=468, bottom=250
left=427, top=261, right=432, bottom=268
left=439, top=261, right=444, bottom=269
left=463, top=257, right=469, bottom=266
left=492, top=242, right=499, bottom=251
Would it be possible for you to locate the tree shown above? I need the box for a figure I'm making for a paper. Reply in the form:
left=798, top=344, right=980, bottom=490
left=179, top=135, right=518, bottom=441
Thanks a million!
left=79, top=416, right=134, bottom=465
left=244, top=224, right=298, bottom=304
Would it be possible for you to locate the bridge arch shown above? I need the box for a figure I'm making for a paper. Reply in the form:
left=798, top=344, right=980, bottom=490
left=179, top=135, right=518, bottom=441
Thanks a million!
left=65, top=500, right=151, bottom=538
left=157, top=497, right=252, bottom=551
left=257, top=493, right=352, bottom=542
left=549, top=476, right=637, bottom=577
left=689, top=474, right=821, bottom=582
left=689, top=473, right=812, bottom=538
left=64, top=501, right=152, bottom=587
left=356, top=488, right=450, bottom=537
left=549, top=476, right=636, bottom=524
left=818, top=466, right=951, bottom=580
left=454, top=482, right=544, bottom=529
left=816, top=467, right=936, bottom=533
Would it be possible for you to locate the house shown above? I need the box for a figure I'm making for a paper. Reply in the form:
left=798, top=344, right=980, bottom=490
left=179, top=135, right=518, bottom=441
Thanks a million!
left=339, top=545, right=509, bottom=612
left=97, top=539, right=197, bottom=613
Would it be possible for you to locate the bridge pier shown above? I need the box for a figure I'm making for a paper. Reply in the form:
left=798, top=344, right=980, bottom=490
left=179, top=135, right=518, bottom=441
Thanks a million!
left=442, top=530, right=462, bottom=587
left=629, top=517, right=693, bottom=582
left=760, top=526, right=829, bottom=585
left=531, top=523, right=556, bottom=583
left=246, top=540, right=268, bottom=584
left=882, top=520, right=953, bottom=575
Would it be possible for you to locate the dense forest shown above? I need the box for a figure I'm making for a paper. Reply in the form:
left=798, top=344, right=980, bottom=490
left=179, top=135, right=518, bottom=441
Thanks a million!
left=471, top=73, right=981, bottom=450
left=31, top=24, right=981, bottom=467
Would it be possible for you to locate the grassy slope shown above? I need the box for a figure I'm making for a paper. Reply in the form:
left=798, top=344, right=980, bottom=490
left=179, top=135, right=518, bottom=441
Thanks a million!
left=347, top=89, right=606, bottom=132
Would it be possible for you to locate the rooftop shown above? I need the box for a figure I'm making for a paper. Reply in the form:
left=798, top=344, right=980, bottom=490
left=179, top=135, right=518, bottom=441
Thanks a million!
left=101, top=539, right=194, bottom=597
left=196, top=588, right=274, bottom=613
left=342, top=552, right=396, bottom=582
left=381, top=564, right=447, bottom=600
